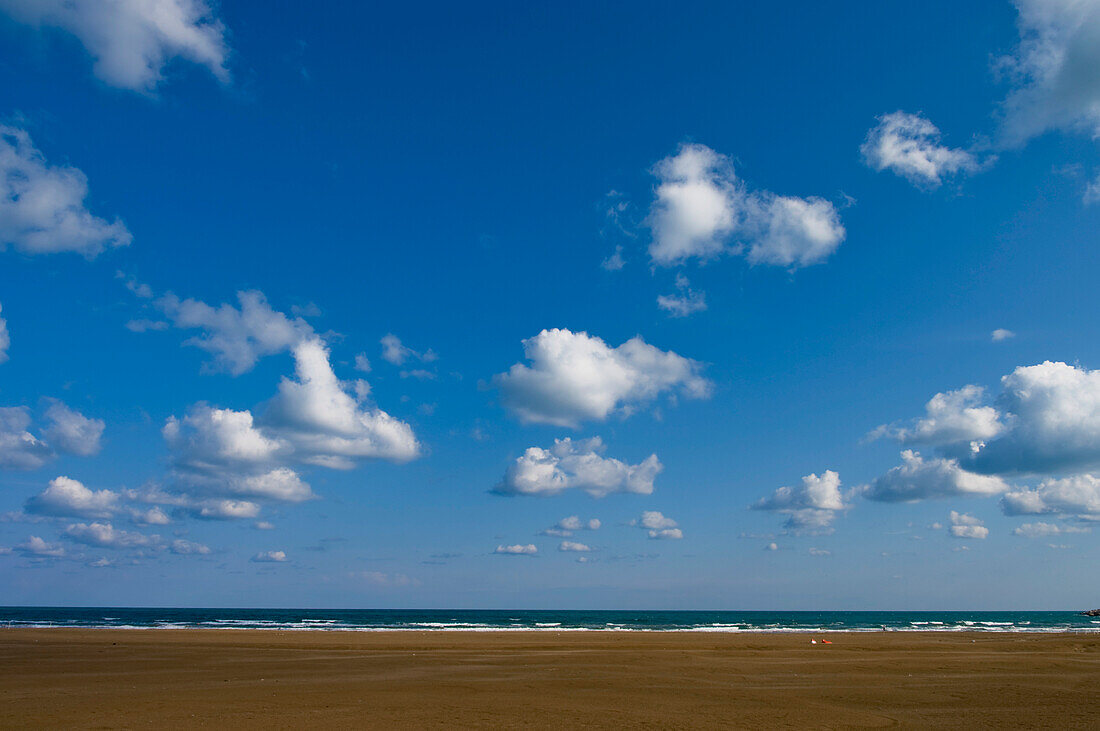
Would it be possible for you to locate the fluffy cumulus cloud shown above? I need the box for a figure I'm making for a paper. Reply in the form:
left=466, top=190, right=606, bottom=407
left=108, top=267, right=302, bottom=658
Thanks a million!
left=25, top=476, right=118, bottom=519
left=64, top=521, right=160, bottom=549
left=131, top=506, right=170, bottom=526
left=860, top=111, right=980, bottom=187
left=0, top=0, right=230, bottom=92
left=0, top=125, right=131, bottom=257
left=637, top=510, right=683, bottom=539
left=157, top=290, right=315, bottom=375
left=147, top=296, right=420, bottom=525
left=164, top=404, right=285, bottom=472
left=169, top=538, right=210, bottom=555
left=964, top=362, right=1100, bottom=476
left=753, top=470, right=847, bottom=533
left=864, top=361, right=1100, bottom=516
left=948, top=510, right=989, bottom=539
left=863, top=450, right=1009, bottom=503
left=657, top=274, right=707, bottom=318
left=874, top=385, right=1003, bottom=449
left=0, top=407, right=51, bottom=469
left=998, top=0, right=1100, bottom=146
left=558, top=541, right=592, bottom=552
left=540, top=515, right=601, bottom=536
left=42, top=401, right=104, bottom=456
left=1002, top=473, right=1100, bottom=518
left=494, top=328, right=710, bottom=428
left=162, top=404, right=312, bottom=506
left=494, top=543, right=537, bottom=555
left=263, top=338, right=420, bottom=467
left=0, top=401, right=101, bottom=470
left=646, top=143, right=845, bottom=268
left=992, top=328, right=1016, bottom=342
left=494, top=437, right=661, bottom=498
left=16, top=535, right=65, bottom=557
left=251, top=550, right=287, bottom=563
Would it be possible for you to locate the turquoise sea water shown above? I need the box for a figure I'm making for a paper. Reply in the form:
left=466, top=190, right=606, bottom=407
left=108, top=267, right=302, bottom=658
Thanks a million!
left=1, top=608, right=1098, bottom=632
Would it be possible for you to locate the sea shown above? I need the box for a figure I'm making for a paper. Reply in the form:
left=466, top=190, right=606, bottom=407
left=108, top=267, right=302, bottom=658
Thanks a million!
left=1, top=607, right=1098, bottom=633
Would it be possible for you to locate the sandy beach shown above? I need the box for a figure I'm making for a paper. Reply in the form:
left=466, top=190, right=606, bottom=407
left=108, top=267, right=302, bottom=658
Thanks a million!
left=1, top=629, right=1098, bottom=728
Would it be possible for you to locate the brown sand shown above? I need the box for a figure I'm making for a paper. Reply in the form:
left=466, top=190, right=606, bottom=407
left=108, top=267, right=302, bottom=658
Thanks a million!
left=1, top=629, right=1099, bottom=728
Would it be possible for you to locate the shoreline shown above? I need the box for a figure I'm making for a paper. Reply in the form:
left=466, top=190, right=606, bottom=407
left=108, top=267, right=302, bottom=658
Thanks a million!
left=4, top=625, right=1100, bottom=634
left=3, top=629, right=1099, bottom=727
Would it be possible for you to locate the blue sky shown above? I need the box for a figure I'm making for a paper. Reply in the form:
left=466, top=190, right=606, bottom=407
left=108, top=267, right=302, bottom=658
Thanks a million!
left=2, top=0, right=1100, bottom=609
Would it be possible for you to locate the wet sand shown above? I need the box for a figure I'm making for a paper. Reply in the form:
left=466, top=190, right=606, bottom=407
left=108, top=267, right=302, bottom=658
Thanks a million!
left=1, top=629, right=1099, bottom=728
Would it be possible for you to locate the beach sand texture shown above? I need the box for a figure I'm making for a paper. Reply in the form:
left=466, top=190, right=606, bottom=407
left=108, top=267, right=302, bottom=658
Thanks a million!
left=2, top=629, right=1099, bottom=728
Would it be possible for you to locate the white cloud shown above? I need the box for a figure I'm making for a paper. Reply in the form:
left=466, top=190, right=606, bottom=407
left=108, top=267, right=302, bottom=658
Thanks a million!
left=25, top=475, right=118, bottom=519
left=64, top=521, right=160, bottom=549
left=637, top=510, right=683, bottom=539
left=131, top=506, right=170, bottom=525
left=875, top=385, right=1003, bottom=448
left=863, top=450, right=1009, bottom=502
left=495, top=437, right=662, bottom=498
left=254, top=520, right=274, bottom=530
left=657, top=274, right=707, bottom=318
left=494, top=328, right=710, bottom=427
left=1002, top=473, right=1100, bottom=518
left=124, top=485, right=262, bottom=522
left=354, top=353, right=372, bottom=372
left=165, top=404, right=285, bottom=471
left=1012, top=521, right=1088, bottom=537
left=227, top=468, right=313, bottom=502
left=992, top=328, right=1016, bottom=342
left=948, top=511, right=989, bottom=539
left=263, top=338, right=420, bottom=466
left=743, top=193, right=846, bottom=268
left=195, top=498, right=260, bottom=520
left=169, top=538, right=210, bottom=555
left=494, top=543, right=537, bottom=555
left=753, top=470, right=847, bottom=533
left=558, top=541, right=592, bottom=552
left=860, top=112, right=980, bottom=187
left=157, top=290, right=314, bottom=375
left=157, top=337, right=417, bottom=518
left=163, top=405, right=313, bottom=503
left=998, top=0, right=1100, bottom=146
left=540, top=515, right=600, bottom=536
left=16, top=535, right=65, bottom=557
left=0, top=303, right=8, bottom=363
left=43, top=401, right=104, bottom=456
left=380, top=334, right=436, bottom=367
left=0, top=0, right=229, bottom=92
left=964, top=362, right=1100, bottom=475
left=647, top=144, right=738, bottom=264
left=0, top=406, right=51, bottom=469
left=808, top=547, right=831, bottom=556
left=380, top=334, right=413, bottom=365
left=0, top=125, right=131, bottom=257
left=764, top=542, right=778, bottom=551
left=646, top=143, right=844, bottom=268
left=251, top=550, right=287, bottom=563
